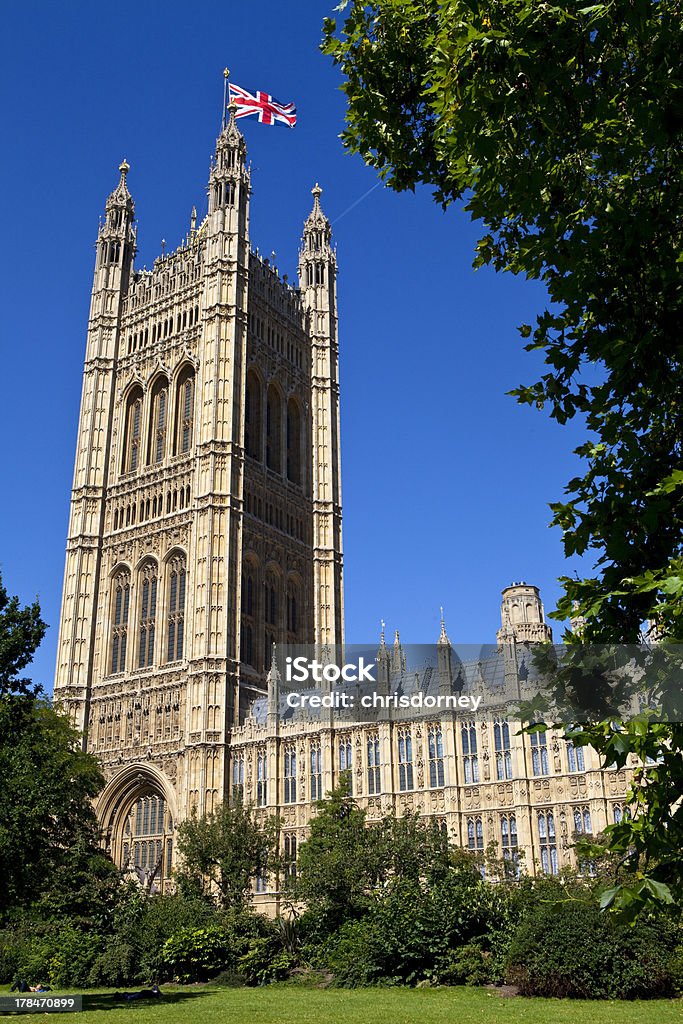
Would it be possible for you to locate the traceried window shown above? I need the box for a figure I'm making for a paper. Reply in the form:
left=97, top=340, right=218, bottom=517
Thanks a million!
left=283, top=833, right=297, bottom=884
left=531, top=727, right=549, bottom=776
left=501, top=813, right=519, bottom=875
left=613, top=804, right=631, bottom=824
left=467, top=815, right=484, bottom=855
left=284, top=745, right=297, bottom=804
left=137, top=561, right=158, bottom=668
left=567, top=740, right=585, bottom=772
left=310, top=742, right=322, bottom=801
left=245, top=371, right=262, bottom=460
left=122, top=792, right=173, bottom=888
left=166, top=553, right=186, bottom=662
left=461, top=721, right=479, bottom=784
left=367, top=733, right=381, bottom=795
left=286, top=580, right=299, bottom=642
left=256, top=748, right=267, bottom=807
left=266, top=384, right=282, bottom=473
left=573, top=806, right=593, bottom=835
left=111, top=568, right=130, bottom=674
left=398, top=729, right=414, bottom=791
left=232, top=753, right=244, bottom=802
left=538, top=810, right=558, bottom=874
left=428, top=726, right=445, bottom=788
left=494, top=717, right=513, bottom=780
left=148, top=377, right=169, bottom=464
left=255, top=864, right=268, bottom=893
left=175, top=368, right=195, bottom=455
left=123, top=388, right=143, bottom=474
left=339, top=736, right=353, bottom=794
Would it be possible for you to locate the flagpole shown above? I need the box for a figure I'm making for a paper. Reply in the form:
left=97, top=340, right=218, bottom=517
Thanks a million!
left=222, top=68, right=230, bottom=130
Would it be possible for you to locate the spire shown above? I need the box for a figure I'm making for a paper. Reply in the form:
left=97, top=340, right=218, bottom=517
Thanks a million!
left=106, top=159, right=134, bottom=214
left=208, top=99, right=248, bottom=218
left=301, top=182, right=332, bottom=253
left=391, top=629, right=406, bottom=676
left=267, top=643, right=280, bottom=728
left=438, top=607, right=450, bottom=645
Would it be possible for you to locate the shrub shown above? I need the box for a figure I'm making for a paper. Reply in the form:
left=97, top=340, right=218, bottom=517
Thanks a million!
left=506, top=901, right=681, bottom=999
left=436, top=943, right=493, bottom=986
left=157, top=925, right=234, bottom=982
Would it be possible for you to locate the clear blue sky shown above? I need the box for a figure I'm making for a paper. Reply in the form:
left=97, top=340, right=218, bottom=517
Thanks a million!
left=0, top=1, right=589, bottom=692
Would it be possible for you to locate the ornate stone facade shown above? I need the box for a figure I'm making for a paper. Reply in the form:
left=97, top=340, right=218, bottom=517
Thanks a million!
left=54, top=113, right=630, bottom=899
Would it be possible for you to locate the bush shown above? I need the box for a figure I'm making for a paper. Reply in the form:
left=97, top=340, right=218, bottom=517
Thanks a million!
left=158, top=925, right=234, bottom=982
left=506, top=901, right=681, bottom=999
left=436, top=943, right=493, bottom=986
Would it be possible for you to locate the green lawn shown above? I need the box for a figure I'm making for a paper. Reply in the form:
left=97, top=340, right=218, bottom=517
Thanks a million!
left=2, top=985, right=681, bottom=1023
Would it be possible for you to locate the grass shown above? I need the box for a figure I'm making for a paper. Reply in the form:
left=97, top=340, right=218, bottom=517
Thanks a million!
left=2, top=985, right=682, bottom=1023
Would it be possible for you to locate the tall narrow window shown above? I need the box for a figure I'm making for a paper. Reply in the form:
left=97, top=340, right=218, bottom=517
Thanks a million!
left=286, top=398, right=302, bottom=485
left=367, top=733, right=381, bottom=795
left=111, top=568, right=130, bottom=673
left=428, top=726, right=445, bottom=787
left=531, top=727, right=549, bottom=776
left=494, top=717, right=513, bottom=780
left=232, top=753, right=244, bottom=802
left=283, top=833, right=297, bottom=884
left=398, top=728, right=414, bottom=791
left=538, top=810, right=558, bottom=874
left=245, top=371, right=262, bottom=460
left=467, top=815, right=485, bottom=855
left=123, top=389, right=143, bottom=474
left=175, top=368, right=195, bottom=454
left=310, top=742, right=322, bottom=801
left=166, top=554, right=186, bottom=662
left=501, top=813, right=519, bottom=875
left=339, top=736, right=353, bottom=794
left=256, top=748, right=267, bottom=807
left=148, top=378, right=169, bottom=464
left=138, top=561, right=158, bottom=668
left=462, top=721, right=479, bottom=783
left=572, top=806, right=593, bottom=835
left=567, top=741, right=585, bottom=772
left=266, top=385, right=282, bottom=473
left=284, top=745, right=297, bottom=804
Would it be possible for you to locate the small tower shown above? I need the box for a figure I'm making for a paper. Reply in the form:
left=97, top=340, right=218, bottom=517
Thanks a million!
left=54, top=161, right=136, bottom=734
left=299, top=185, right=344, bottom=649
left=93, top=160, right=136, bottom=308
left=496, top=582, right=553, bottom=646
left=391, top=629, right=406, bottom=677
left=437, top=610, right=454, bottom=696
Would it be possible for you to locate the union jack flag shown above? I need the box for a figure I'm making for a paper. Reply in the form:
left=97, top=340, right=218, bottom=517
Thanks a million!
left=228, top=83, right=297, bottom=128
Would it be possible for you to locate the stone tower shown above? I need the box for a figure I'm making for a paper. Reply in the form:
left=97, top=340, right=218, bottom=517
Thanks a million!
left=53, top=109, right=344, bottom=885
left=496, top=582, right=553, bottom=645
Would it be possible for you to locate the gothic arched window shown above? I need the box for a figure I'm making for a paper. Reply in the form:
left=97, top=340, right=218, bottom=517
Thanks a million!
left=137, top=560, right=158, bottom=668
left=245, top=371, right=262, bottom=460
left=266, top=384, right=282, bottom=473
left=175, top=368, right=195, bottom=455
left=148, top=377, right=169, bottom=465
left=111, top=567, right=131, bottom=674
left=286, top=398, right=302, bottom=485
left=122, top=388, right=143, bottom=474
left=167, top=553, right=186, bottom=663
left=121, top=790, right=174, bottom=888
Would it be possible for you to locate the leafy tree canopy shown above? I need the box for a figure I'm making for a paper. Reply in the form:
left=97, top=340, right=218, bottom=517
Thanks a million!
left=323, top=0, right=683, bottom=918
left=323, top=0, right=683, bottom=641
left=292, top=781, right=453, bottom=935
left=176, top=799, right=280, bottom=911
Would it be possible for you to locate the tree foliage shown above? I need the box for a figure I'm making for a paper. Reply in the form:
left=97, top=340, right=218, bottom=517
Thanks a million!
left=323, top=0, right=683, bottom=638
left=176, top=799, right=280, bottom=911
left=0, top=574, right=110, bottom=924
left=323, top=1, right=683, bottom=916
left=292, top=781, right=453, bottom=936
